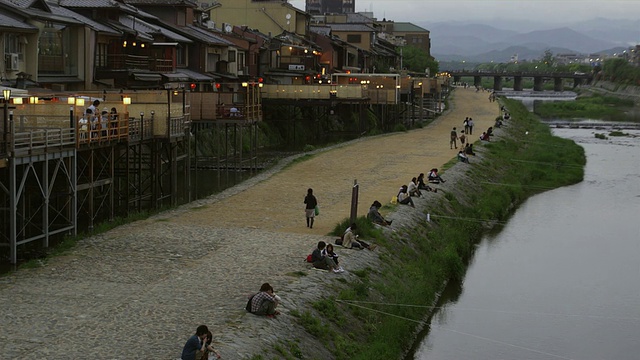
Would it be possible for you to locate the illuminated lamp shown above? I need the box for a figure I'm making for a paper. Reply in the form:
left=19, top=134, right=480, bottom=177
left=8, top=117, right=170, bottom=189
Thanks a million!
left=258, top=77, right=263, bottom=83
left=190, top=83, right=196, bottom=90
left=76, top=98, right=85, bottom=107
left=29, top=96, right=38, bottom=104
left=67, top=97, right=76, bottom=105
left=215, top=83, right=221, bottom=89
left=13, top=97, right=23, bottom=105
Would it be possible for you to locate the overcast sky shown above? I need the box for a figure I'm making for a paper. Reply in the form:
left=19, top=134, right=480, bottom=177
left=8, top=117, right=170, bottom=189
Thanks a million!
left=289, top=0, right=640, bottom=24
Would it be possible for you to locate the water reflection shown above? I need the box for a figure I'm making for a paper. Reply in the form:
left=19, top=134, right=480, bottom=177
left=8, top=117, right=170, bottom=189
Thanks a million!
left=411, top=129, right=640, bottom=360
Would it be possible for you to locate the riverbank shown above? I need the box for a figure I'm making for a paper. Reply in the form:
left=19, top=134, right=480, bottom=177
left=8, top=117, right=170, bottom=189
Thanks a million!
left=0, top=89, right=585, bottom=359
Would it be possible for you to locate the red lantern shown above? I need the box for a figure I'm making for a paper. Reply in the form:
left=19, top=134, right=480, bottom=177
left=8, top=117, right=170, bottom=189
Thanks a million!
left=215, top=83, right=221, bottom=89
left=190, top=83, right=196, bottom=90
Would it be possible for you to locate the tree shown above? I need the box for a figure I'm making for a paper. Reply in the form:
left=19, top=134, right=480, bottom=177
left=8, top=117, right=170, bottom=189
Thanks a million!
left=401, top=46, right=438, bottom=75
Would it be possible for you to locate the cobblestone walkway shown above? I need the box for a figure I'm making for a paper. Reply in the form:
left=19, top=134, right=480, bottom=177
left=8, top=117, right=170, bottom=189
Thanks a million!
left=0, top=88, right=499, bottom=359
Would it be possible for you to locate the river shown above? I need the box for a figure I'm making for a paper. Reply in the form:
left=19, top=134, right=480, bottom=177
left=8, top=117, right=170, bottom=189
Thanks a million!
left=411, top=128, right=640, bottom=360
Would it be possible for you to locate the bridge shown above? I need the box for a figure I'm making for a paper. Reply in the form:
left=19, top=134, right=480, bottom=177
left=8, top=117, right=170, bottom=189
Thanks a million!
left=447, top=70, right=593, bottom=92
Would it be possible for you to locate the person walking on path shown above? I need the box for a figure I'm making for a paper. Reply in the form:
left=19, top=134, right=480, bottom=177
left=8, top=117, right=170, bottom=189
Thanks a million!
left=463, top=117, right=469, bottom=134
left=468, top=118, right=474, bottom=135
left=450, top=127, right=458, bottom=149
left=459, top=130, right=466, bottom=147
left=304, top=188, right=318, bottom=229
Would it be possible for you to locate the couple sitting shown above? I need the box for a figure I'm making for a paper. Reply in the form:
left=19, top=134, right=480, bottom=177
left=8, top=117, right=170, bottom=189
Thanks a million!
left=311, top=241, right=344, bottom=273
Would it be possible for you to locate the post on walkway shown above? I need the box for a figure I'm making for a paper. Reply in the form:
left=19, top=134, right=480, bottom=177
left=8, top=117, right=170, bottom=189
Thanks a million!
left=350, top=179, right=359, bottom=224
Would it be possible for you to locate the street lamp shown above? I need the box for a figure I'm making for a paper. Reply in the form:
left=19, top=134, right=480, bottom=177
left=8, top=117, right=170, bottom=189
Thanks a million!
left=122, top=96, right=131, bottom=118
left=3, top=89, right=10, bottom=149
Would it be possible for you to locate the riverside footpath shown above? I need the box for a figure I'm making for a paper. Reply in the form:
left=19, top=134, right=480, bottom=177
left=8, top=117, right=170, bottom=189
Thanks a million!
left=0, top=87, right=499, bottom=359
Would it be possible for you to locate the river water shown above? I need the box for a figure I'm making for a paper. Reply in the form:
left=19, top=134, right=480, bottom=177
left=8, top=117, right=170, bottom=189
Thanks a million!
left=412, top=128, right=640, bottom=360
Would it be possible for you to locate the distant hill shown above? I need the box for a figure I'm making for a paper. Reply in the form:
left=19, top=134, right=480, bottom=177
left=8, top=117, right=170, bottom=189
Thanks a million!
left=416, top=19, right=634, bottom=62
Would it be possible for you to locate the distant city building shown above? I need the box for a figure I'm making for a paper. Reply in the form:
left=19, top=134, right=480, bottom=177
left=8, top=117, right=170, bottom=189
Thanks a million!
left=306, top=0, right=355, bottom=15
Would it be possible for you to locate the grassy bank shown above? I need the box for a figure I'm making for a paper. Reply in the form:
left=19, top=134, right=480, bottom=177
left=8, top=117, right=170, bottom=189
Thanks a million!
left=270, top=98, right=585, bottom=360
left=534, top=93, right=635, bottom=120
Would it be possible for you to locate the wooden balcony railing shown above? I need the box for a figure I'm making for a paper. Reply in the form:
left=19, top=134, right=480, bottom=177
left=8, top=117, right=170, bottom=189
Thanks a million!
left=100, top=54, right=174, bottom=72
left=11, top=127, right=76, bottom=156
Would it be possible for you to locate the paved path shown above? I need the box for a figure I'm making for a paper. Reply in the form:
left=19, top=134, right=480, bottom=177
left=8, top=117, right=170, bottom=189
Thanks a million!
left=0, top=87, right=499, bottom=359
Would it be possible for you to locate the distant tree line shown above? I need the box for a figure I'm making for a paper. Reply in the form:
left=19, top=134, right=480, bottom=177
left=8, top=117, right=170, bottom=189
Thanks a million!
left=599, top=58, right=640, bottom=85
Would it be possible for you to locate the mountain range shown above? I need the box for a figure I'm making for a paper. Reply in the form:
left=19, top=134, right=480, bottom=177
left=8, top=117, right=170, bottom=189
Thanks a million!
left=416, top=18, right=640, bottom=62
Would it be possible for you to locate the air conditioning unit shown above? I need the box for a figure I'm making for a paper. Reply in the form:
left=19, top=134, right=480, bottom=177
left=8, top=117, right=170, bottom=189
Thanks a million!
left=5, top=53, right=19, bottom=71
left=206, top=20, right=215, bottom=29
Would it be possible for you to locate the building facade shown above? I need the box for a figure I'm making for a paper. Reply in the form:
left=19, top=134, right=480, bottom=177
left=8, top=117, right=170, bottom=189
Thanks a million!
left=306, top=0, right=355, bottom=15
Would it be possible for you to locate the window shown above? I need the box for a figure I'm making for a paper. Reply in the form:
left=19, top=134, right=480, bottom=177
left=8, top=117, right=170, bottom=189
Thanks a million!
left=38, top=23, right=79, bottom=75
left=95, top=43, right=108, bottom=68
left=228, top=50, right=236, bottom=63
left=4, top=34, right=25, bottom=59
left=177, top=46, right=186, bottom=67
left=346, top=34, right=362, bottom=43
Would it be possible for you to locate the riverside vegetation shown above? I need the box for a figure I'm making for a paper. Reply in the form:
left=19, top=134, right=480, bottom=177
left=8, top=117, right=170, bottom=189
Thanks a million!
left=254, top=98, right=585, bottom=360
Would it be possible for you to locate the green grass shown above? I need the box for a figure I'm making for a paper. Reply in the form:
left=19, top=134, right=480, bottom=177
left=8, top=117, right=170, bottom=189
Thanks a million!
left=534, top=93, right=635, bottom=120
left=266, top=97, right=586, bottom=360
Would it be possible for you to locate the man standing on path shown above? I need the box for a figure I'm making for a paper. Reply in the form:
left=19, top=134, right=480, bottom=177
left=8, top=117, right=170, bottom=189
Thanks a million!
left=468, top=118, right=474, bottom=135
left=450, top=127, right=458, bottom=149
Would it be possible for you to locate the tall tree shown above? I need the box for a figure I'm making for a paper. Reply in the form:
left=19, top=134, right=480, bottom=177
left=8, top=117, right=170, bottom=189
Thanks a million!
left=401, top=46, right=439, bottom=75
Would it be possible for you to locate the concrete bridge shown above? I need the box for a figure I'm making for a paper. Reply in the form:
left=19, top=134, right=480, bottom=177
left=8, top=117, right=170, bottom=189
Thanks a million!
left=448, top=70, right=593, bottom=92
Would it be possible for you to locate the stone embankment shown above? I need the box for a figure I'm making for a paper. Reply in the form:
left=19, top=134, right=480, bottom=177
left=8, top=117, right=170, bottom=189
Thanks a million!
left=0, top=87, right=500, bottom=359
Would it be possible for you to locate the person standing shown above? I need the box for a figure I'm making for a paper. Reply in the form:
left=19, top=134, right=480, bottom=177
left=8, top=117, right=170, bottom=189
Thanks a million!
left=304, top=188, right=318, bottom=229
left=463, top=117, right=469, bottom=134
left=450, top=127, right=458, bottom=149
left=468, top=118, right=474, bottom=135
left=181, top=325, right=209, bottom=360
left=459, top=130, right=466, bottom=147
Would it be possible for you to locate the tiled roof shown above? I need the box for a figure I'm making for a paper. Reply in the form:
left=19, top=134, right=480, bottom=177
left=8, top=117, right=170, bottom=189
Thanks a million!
left=0, top=11, right=38, bottom=30
left=310, top=26, right=330, bottom=36
left=392, top=22, right=429, bottom=33
left=180, top=24, right=234, bottom=46
left=327, top=23, right=375, bottom=32
left=123, top=0, right=197, bottom=6
left=345, top=13, right=373, bottom=24
left=58, top=0, right=159, bottom=20
left=119, top=14, right=192, bottom=43
left=48, top=2, right=120, bottom=34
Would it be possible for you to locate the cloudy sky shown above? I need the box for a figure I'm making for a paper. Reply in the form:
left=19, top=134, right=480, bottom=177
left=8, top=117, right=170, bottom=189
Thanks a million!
left=289, top=0, right=640, bottom=24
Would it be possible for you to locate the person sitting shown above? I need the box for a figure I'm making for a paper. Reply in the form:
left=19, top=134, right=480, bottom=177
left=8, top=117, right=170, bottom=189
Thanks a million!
left=495, top=118, right=503, bottom=128
left=201, top=331, right=221, bottom=360
left=479, top=132, right=490, bottom=141
left=458, top=150, right=470, bottom=163
left=368, top=201, right=392, bottom=226
left=428, top=168, right=445, bottom=184
left=407, top=177, right=423, bottom=197
left=181, top=325, right=209, bottom=360
left=311, top=241, right=343, bottom=272
left=397, top=185, right=415, bottom=207
left=247, top=282, right=281, bottom=316
left=229, top=106, right=240, bottom=117
left=322, top=244, right=343, bottom=272
left=417, top=173, right=437, bottom=193
left=342, top=223, right=376, bottom=250
left=487, top=126, right=494, bottom=137
left=464, top=143, right=476, bottom=155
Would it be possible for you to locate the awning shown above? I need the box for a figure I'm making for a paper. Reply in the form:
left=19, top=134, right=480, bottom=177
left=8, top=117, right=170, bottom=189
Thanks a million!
left=162, top=73, right=190, bottom=82
left=133, top=72, right=162, bottom=81
left=209, top=72, right=238, bottom=80
left=179, top=69, right=216, bottom=82
left=37, top=76, right=84, bottom=83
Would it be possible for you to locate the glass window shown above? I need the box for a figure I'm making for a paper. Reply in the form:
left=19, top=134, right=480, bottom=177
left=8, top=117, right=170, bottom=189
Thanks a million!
left=38, top=23, right=78, bottom=76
